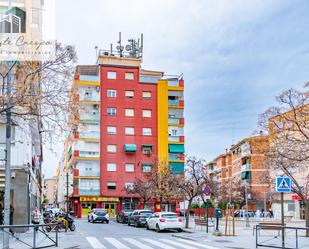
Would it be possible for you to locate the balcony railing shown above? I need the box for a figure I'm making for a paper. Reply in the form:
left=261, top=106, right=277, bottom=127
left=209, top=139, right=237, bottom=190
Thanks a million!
left=168, top=136, right=185, bottom=143
left=168, top=100, right=179, bottom=106
left=79, top=171, right=100, bottom=177
left=169, top=153, right=185, bottom=160
left=80, top=113, right=100, bottom=121
left=168, top=80, right=180, bottom=87
left=79, top=189, right=100, bottom=195
left=168, top=118, right=184, bottom=125
left=79, top=93, right=100, bottom=102
left=78, top=132, right=100, bottom=139
left=79, top=75, right=100, bottom=82
left=79, top=151, right=99, bottom=158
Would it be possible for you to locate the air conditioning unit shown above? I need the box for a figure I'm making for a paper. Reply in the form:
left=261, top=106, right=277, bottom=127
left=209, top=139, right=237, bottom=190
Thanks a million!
left=93, top=104, right=99, bottom=110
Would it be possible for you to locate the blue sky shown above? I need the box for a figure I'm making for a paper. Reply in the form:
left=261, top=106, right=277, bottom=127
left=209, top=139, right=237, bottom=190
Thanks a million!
left=45, top=0, right=309, bottom=176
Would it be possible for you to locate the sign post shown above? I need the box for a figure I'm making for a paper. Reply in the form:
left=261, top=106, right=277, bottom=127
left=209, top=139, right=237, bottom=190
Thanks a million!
left=276, top=177, right=291, bottom=249
left=204, top=186, right=211, bottom=233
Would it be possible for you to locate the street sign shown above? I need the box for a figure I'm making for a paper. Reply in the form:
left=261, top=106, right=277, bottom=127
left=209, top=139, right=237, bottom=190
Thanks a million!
left=204, top=186, right=211, bottom=196
left=276, top=177, right=291, bottom=193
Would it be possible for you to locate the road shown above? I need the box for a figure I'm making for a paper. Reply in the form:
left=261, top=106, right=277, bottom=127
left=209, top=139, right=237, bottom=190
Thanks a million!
left=58, top=218, right=219, bottom=249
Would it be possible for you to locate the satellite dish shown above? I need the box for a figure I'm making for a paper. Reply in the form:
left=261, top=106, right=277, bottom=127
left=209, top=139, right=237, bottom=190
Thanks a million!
left=116, top=45, right=124, bottom=51
left=125, top=45, right=132, bottom=51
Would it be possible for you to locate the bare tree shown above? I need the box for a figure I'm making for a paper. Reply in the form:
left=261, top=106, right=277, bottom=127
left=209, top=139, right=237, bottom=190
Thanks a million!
left=0, top=43, right=77, bottom=143
left=123, top=178, right=153, bottom=209
left=180, top=157, right=206, bottom=228
left=259, top=84, right=309, bottom=235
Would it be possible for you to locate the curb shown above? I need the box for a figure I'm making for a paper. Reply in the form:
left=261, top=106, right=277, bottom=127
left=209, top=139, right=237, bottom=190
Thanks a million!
left=171, top=234, right=196, bottom=241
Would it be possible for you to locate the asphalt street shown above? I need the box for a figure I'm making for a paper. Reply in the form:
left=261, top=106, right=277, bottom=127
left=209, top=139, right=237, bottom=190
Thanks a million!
left=57, top=218, right=220, bottom=249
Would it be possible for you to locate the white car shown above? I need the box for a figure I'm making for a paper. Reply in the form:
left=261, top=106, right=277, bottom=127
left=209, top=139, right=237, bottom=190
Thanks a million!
left=146, top=212, right=183, bottom=232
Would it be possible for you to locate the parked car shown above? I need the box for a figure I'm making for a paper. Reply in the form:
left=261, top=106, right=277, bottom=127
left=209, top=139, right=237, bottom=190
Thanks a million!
left=88, top=209, right=109, bottom=223
left=128, top=209, right=153, bottom=227
left=146, top=212, right=183, bottom=232
left=116, top=210, right=133, bottom=224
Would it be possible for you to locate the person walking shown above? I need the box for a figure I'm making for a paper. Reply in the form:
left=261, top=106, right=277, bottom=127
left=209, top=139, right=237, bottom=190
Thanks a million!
left=32, top=207, right=41, bottom=231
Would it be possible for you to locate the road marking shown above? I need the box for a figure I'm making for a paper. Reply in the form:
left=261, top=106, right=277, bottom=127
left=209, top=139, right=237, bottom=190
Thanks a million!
left=105, top=237, right=130, bottom=249
left=159, top=239, right=197, bottom=249
left=86, top=237, right=106, bottom=249
left=123, top=238, right=154, bottom=249
left=176, top=238, right=219, bottom=249
left=142, top=238, right=176, bottom=249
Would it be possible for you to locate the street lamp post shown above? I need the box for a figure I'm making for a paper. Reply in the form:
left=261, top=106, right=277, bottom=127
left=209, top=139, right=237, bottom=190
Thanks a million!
left=245, top=180, right=250, bottom=227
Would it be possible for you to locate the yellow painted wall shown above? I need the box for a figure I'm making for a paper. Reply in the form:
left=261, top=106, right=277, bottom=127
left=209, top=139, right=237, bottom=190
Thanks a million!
left=157, top=80, right=168, bottom=171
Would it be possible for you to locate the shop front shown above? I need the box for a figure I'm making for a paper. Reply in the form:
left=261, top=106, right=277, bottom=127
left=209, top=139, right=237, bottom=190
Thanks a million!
left=79, top=196, right=103, bottom=218
left=101, top=197, right=119, bottom=217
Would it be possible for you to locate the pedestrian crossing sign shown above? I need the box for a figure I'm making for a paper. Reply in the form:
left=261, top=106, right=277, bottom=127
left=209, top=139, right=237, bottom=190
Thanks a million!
left=276, top=177, right=291, bottom=193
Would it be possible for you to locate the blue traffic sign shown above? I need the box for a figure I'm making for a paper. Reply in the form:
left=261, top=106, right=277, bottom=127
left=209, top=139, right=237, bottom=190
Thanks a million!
left=204, top=186, right=211, bottom=196
left=276, top=177, right=291, bottom=193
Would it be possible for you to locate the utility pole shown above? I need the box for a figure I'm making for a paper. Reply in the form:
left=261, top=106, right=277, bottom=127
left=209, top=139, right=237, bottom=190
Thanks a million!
left=66, top=171, right=69, bottom=214
left=3, top=60, right=13, bottom=249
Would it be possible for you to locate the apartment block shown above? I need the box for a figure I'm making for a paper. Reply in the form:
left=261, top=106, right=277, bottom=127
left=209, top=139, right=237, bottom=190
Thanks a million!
left=67, top=36, right=185, bottom=217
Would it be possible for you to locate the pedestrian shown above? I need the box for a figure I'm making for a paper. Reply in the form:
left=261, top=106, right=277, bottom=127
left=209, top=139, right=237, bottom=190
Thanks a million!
left=255, top=209, right=261, bottom=219
left=269, top=208, right=273, bottom=218
left=32, top=207, right=41, bottom=231
left=9, top=205, right=14, bottom=234
left=261, top=208, right=264, bottom=218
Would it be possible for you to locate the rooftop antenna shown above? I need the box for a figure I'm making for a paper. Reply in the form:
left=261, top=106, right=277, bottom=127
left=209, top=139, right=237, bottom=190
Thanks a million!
left=117, top=32, right=124, bottom=57
left=110, top=43, right=113, bottom=55
left=140, top=33, right=144, bottom=57
left=94, top=46, right=98, bottom=61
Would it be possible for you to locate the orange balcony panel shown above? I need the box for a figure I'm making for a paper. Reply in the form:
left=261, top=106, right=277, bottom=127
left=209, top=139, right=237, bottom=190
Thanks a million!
left=73, top=132, right=79, bottom=139
left=180, top=136, right=185, bottom=143
left=179, top=79, right=184, bottom=87
left=179, top=100, right=184, bottom=107
left=73, top=150, right=79, bottom=157
left=179, top=118, right=185, bottom=125
left=73, top=169, right=79, bottom=176
left=74, top=74, right=80, bottom=80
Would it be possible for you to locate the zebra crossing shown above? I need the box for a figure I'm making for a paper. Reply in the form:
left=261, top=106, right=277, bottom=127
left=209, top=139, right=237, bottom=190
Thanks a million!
left=86, top=237, right=219, bottom=249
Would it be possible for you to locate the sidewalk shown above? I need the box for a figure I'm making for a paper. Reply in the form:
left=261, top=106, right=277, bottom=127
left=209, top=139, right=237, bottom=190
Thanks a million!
left=177, top=218, right=309, bottom=249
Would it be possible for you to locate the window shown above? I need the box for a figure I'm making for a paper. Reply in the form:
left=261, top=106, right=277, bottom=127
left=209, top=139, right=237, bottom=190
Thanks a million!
left=142, top=109, right=152, bottom=118
left=125, top=182, right=134, bottom=189
left=142, top=128, right=152, bottom=136
left=107, top=89, right=117, bottom=98
left=107, top=126, right=116, bottom=135
left=125, top=109, right=134, bottom=117
left=142, top=145, right=153, bottom=155
left=107, top=145, right=116, bottom=153
left=107, top=182, right=116, bottom=190
left=107, top=107, right=117, bottom=116
left=125, top=90, right=134, bottom=98
left=142, top=91, right=151, bottom=99
left=125, top=72, right=134, bottom=80
left=125, top=163, right=134, bottom=172
left=142, top=165, right=152, bottom=173
left=107, top=71, right=116, bottom=79
left=125, top=127, right=135, bottom=135
left=107, top=163, right=116, bottom=172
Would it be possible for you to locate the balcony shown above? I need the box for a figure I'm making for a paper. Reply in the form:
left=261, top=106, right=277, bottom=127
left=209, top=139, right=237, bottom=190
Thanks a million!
left=79, top=151, right=99, bottom=158
left=168, top=153, right=185, bottom=161
left=80, top=113, right=100, bottom=122
left=79, top=189, right=100, bottom=195
left=169, top=162, right=184, bottom=174
left=79, top=75, right=100, bottom=82
left=168, top=118, right=184, bottom=125
left=168, top=99, right=184, bottom=107
left=168, top=136, right=185, bottom=143
left=168, top=79, right=180, bottom=87
left=79, top=171, right=100, bottom=177
left=79, top=93, right=100, bottom=102
left=74, top=131, right=100, bottom=140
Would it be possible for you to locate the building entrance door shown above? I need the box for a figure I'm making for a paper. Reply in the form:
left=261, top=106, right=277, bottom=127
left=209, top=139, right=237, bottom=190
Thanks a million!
left=103, top=203, right=116, bottom=217
left=81, top=202, right=97, bottom=217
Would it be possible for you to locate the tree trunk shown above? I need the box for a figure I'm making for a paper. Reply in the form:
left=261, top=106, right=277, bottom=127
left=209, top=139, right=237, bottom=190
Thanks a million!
left=185, top=200, right=192, bottom=229
left=305, top=200, right=309, bottom=237
left=143, top=200, right=145, bottom=209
